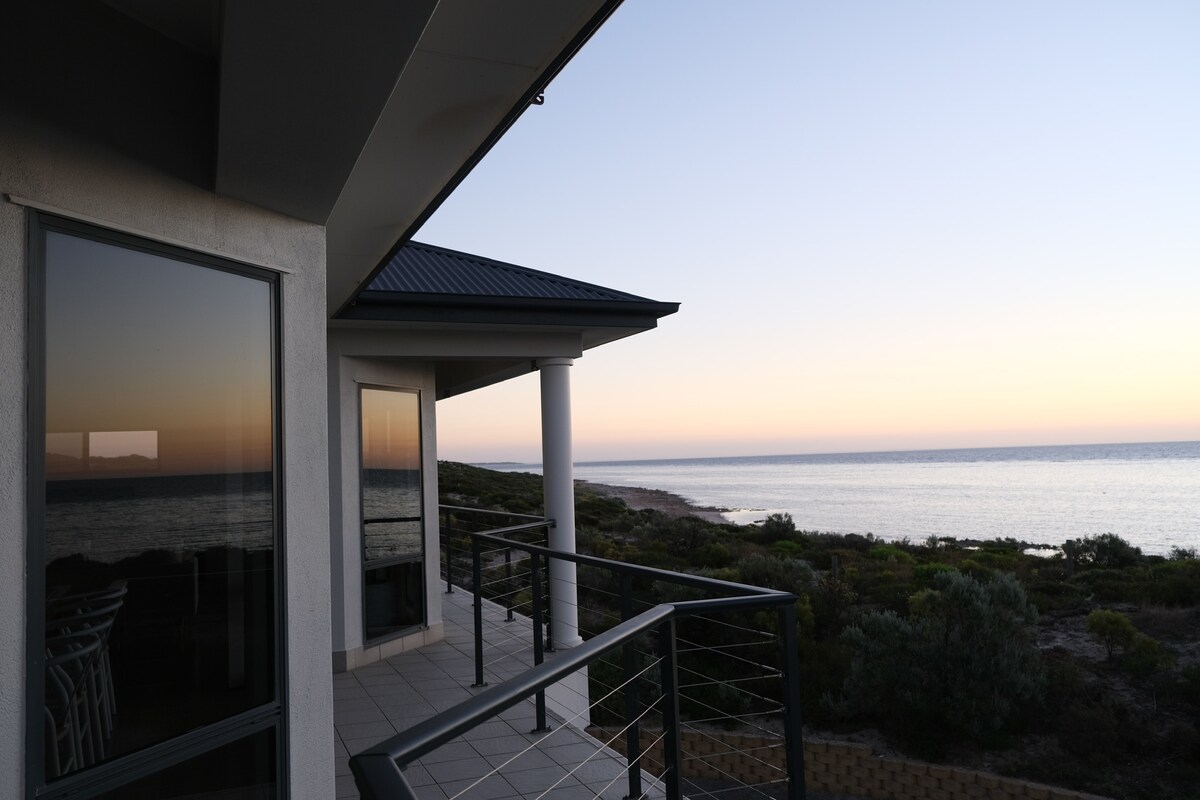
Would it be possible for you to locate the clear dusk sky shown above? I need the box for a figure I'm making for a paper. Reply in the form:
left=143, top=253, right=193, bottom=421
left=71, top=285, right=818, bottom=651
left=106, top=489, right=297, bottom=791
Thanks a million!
left=420, top=0, right=1200, bottom=464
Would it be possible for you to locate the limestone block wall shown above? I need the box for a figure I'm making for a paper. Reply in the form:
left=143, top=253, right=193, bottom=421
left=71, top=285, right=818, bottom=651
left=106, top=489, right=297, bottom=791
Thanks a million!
left=588, top=729, right=1114, bottom=800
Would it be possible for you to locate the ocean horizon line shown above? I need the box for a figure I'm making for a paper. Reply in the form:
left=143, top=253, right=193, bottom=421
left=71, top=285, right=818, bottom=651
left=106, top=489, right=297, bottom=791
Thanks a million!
left=472, top=438, right=1200, bottom=470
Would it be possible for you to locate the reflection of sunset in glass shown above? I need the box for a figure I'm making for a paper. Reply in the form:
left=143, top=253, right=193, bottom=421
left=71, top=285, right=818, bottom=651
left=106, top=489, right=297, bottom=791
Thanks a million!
left=360, top=389, right=420, bottom=471
left=89, top=430, right=158, bottom=459
left=38, top=221, right=280, bottom=775
left=45, top=232, right=273, bottom=478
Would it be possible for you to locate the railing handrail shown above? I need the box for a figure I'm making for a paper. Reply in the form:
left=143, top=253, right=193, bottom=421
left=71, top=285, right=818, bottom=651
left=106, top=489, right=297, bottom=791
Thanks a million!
left=469, top=528, right=786, bottom=599
left=356, top=525, right=802, bottom=799
left=439, top=504, right=550, bottom=523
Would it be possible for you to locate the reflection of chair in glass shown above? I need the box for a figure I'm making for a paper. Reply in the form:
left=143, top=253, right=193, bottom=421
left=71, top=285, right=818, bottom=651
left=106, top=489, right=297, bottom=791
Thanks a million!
left=44, top=631, right=104, bottom=777
left=44, top=582, right=127, bottom=777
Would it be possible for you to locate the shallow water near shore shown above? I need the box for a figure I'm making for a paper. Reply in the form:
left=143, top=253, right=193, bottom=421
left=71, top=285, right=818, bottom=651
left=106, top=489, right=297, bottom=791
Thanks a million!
left=491, top=441, right=1200, bottom=556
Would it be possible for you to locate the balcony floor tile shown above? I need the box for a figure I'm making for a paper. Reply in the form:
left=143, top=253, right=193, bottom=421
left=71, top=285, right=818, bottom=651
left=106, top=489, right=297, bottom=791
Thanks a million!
left=333, top=591, right=663, bottom=799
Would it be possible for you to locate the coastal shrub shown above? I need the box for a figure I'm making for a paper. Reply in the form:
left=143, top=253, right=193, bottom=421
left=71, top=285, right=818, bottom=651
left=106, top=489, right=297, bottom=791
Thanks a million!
left=1086, top=609, right=1136, bottom=659
left=866, top=544, right=914, bottom=564
left=971, top=548, right=1021, bottom=572
left=1169, top=546, right=1198, bottom=561
left=575, top=492, right=630, bottom=527
left=855, top=566, right=917, bottom=614
left=834, top=571, right=1043, bottom=753
left=735, top=553, right=813, bottom=594
left=833, top=533, right=876, bottom=552
left=810, top=573, right=857, bottom=636
left=770, top=539, right=805, bottom=558
left=800, top=638, right=853, bottom=724
left=758, top=512, right=798, bottom=543
left=1121, top=633, right=1172, bottom=677
left=1055, top=695, right=1156, bottom=764
left=912, top=562, right=955, bottom=588
left=1025, top=579, right=1086, bottom=614
left=1072, top=533, right=1143, bottom=569
left=693, top=541, right=734, bottom=569
left=1140, top=559, right=1200, bottom=606
left=957, top=558, right=996, bottom=583
left=1070, top=567, right=1135, bottom=602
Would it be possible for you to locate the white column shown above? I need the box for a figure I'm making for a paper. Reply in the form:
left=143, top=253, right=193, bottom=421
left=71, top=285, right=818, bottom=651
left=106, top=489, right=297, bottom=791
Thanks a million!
left=538, top=357, right=582, bottom=648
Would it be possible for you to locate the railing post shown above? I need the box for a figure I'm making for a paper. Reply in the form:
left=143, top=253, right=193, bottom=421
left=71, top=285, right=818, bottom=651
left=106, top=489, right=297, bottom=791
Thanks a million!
left=443, top=510, right=454, bottom=594
left=471, top=537, right=486, bottom=688
left=621, top=573, right=644, bottom=800
left=659, top=617, right=683, bottom=800
left=504, top=547, right=514, bottom=622
left=529, top=552, right=550, bottom=732
left=543, top=530, right=555, bottom=653
left=779, top=603, right=806, bottom=800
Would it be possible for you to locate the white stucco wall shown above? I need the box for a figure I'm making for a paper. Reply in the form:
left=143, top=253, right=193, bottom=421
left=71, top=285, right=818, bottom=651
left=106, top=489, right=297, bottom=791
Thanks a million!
left=326, top=346, right=439, bottom=661
left=0, top=108, right=333, bottom=800
left=325, top=327, right=586, bottom=673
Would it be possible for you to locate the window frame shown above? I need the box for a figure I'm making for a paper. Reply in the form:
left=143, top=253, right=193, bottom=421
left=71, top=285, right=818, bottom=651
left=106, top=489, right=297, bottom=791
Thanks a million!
left=357, top=383, right=427, bottom=643
left=24, top=211, right=289, bottom=799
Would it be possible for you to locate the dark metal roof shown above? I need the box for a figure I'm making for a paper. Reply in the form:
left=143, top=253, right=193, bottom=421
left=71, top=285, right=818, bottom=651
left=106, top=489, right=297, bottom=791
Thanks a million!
left=342, top=240, right=678, bottom=331
left=367, top=241, right=655, bottom=302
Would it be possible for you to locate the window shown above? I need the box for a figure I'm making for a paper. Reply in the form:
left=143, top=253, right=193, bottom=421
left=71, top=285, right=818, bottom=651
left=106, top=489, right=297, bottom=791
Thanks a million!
left=29, top=215, right=283, bottom=798
left=359, top=386, right=425, bottom=640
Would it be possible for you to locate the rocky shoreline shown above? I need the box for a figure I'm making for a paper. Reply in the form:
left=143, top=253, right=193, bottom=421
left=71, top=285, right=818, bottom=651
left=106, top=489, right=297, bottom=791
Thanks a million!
left=577, top=480, right=731, bottom=525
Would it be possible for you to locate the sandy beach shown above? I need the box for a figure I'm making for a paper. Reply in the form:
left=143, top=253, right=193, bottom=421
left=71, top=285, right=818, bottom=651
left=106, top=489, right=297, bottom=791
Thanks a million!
left=578, top=480, right=731, bottom=524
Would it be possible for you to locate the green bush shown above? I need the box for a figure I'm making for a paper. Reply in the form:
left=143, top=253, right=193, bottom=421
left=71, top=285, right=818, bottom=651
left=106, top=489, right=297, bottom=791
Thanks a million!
left=957, top=558, right=996, bottom=583
left=866, top=544, right=914, bottom=564
left=758, top=512, right=798, bottom=543
left=1070, top=568, right=1135, bottom=602
left=834, top=571, right=1044, bottom=753
left=1140, top=559, right=1200, bottom=606
left=1086, top=609, right=1137, bottom=659
left=1026, top=580, right=1086, bottom=614
left=734, top=553, right=813, bottom=594
left=770, top=539, right=805, bottom=558
left=913, top=562, right=956, bottom=589
left=693, top=541, right=735, bottom=569
left=1072, top=533, right=1143, bottom=569
left=1121, top=633, right=1172, bottom=677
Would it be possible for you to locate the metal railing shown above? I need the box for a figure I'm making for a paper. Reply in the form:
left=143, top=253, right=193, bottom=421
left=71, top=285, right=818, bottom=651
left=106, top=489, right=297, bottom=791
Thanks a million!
left=352, top=511, right=806, bottom=800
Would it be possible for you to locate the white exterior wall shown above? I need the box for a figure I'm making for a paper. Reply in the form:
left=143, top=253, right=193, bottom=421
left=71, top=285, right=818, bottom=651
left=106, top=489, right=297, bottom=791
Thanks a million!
left=0, top=109, right=333, bottom=800
left=326, top=340, right=441, bottom=670
left=325, top=327, right=585, bottom=671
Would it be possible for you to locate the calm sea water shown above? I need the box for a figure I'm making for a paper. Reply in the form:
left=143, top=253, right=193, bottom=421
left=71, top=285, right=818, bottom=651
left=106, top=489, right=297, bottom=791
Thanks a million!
left=494, top=442, right=1200, bottom=556
left=45, top=472, right=275, bottom=563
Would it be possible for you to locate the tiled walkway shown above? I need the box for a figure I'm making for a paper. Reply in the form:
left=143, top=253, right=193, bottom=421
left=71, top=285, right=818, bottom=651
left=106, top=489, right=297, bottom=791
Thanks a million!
left=334, top=590, right=661, bottom=800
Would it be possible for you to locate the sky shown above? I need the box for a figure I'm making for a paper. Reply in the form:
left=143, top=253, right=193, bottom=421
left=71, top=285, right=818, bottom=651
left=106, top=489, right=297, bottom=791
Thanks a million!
left=419, top=0, right=1200, bottom=464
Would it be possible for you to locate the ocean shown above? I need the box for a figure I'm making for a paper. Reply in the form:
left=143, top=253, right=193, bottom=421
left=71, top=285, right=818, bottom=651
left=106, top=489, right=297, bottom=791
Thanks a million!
left=493, top=441, right=1200, bottom=556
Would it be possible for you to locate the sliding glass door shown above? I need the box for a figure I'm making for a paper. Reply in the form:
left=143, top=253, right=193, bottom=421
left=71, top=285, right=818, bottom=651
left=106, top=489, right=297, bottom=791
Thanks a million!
left=29, top=215, right=282, bottom=798
left=359, top=386, right=425, bottom=640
